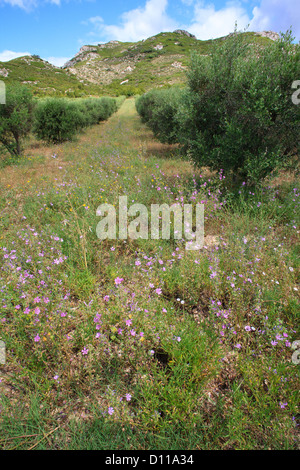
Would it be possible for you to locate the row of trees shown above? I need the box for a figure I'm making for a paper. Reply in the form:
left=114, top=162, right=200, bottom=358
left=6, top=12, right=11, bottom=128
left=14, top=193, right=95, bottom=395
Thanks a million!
left=0, top=87, right=118, bottom=156
left=136, top=30, right=300, bottom=183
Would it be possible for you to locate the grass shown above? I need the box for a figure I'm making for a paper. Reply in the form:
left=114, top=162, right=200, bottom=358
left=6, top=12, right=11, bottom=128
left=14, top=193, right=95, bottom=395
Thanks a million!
left=0, top=98, right=299, bottom=450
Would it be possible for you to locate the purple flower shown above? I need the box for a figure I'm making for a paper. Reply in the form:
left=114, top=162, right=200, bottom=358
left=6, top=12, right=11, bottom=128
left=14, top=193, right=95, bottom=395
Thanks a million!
left=114, top=277, right=124, bottom=285
left=108, top=407, right=114, bottom=415
left=81, top=347, right=89, bottom=355
left=125, top=394, right=132, bottom=402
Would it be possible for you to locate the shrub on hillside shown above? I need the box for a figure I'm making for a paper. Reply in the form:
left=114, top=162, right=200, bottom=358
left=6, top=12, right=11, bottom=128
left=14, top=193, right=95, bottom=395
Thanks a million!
left=0, top=85, right=34, bottom=156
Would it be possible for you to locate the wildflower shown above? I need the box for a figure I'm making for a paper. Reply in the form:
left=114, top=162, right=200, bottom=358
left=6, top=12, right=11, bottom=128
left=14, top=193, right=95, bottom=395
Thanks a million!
left=280, top=402, right=288, bottom=409
left=34, top=307, right=40, bottom=315
left=103, top=295, right=110, bottom=302
left=135, top=260, right=141, bottom=266
left=34, top=334, right=40, bottom=342
left=126, top=319, right=132, bottom=326
left=155, top=288, right=162, bottom=295
left=115, top=277, right=124, bottom=285
left=108, top=407, right=114, bottom=415
left=245, top=326, right=251, bottom=331
left=81, top=347, right=89, bottom=355
left=125, top=394, right=132, bottom=402
left=234, top=343, right=242, bottom=349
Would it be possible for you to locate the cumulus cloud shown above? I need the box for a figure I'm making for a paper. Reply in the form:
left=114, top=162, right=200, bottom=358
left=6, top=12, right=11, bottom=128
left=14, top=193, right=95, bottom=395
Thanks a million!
left=85, top=0, right=300, bottom=44
left=186, top=1, right=251, bottom=39
left=249, top=0, right=300, bottom=39
left=87, top=0, right=251, bottom=43
left=0, top=50, right=31, bottom=61
left=89, top=0, right=177, bottom=42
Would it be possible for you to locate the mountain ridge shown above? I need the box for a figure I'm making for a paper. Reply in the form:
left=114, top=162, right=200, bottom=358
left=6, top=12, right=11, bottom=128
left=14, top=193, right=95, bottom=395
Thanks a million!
left=0, top=30, right=279, bottom=97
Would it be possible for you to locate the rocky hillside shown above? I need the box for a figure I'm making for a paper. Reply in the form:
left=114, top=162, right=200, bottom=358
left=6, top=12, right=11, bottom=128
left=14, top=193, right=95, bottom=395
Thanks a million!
left=0, top=55, right=103, bottom=97
left=1, top=30, right=278, bottom=97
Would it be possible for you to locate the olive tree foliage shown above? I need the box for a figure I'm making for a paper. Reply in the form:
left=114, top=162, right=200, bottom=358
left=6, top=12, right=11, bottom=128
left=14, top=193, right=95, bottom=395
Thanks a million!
left=136, top=30, right=300, bottom=183
left=136, top=86, right=186, bottom=144
left=0, top=85, right=35, bottom=156
left=177, top=29, right=300, bottom=182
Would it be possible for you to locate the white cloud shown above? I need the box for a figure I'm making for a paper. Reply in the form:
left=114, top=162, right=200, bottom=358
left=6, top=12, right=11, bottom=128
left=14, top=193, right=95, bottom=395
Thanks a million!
left=187, top=1, right=250, bottom=39
left=249, top=0, right=300, bottom=40
left=86, top=0, right=252, bottom=44
left=1, top=0, right=59, bottom=10
left=43, top=56, right=70, bottom=67
left=0, top=50, right=31, bottom=61
left=90, top=0, right=177, bottom=42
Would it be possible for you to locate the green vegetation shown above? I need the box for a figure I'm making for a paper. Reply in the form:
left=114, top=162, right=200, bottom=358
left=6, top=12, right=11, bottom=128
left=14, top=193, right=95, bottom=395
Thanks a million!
left=33, top=96, right=118, bottom=143
left=64, top=30, right=276, bottom=96
left=136, top=30, right=300, bottom=183
left=0, top=98, right=299, bottom=450
left=0, top=56, right=103, bottom=98
left=0, top=85, right=34, bottom=156
left=136, top=86, right=185, bottom=144
left=0, top=91, right=118, bottom=155
left=0, top=29, right=299, bottom=451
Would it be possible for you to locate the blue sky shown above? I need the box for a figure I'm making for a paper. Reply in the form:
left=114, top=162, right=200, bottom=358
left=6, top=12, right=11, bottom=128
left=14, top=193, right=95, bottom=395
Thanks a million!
left=0, top=0, right=299, bottom=66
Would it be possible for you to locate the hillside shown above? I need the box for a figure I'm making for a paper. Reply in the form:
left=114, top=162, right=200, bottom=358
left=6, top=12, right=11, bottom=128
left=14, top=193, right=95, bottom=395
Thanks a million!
left=0, top=30, right=278, bottom=97
left=0, top=55, right=103, bottom=97
left=63, top=30, right=277, bottom=95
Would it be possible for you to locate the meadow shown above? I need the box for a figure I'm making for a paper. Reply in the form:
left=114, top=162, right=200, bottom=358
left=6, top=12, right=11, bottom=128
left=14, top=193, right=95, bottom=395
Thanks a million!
left=0, top=97, right=299, bottom=450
